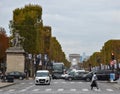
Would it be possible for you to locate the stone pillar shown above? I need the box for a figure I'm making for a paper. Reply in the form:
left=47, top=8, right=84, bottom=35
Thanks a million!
left=6, top=47, right=25, bottom=72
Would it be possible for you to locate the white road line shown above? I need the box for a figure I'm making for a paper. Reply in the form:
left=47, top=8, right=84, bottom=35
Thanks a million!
left=21, top=83, right=25, bottom=84
left=0, top=89, right=3, bottom=91
left=19, top=85, right=34, bottom=92
left=32, top=89, right=39, bottom=91
left=20, top=89, right=27, bottom=92
left=78, top=82, right=82, bottom=84
left=82, top=89, right=89, bottom=91
left=8, top=89, right=15, bottom=92
left=62, top=82, right=66, bottom=84
left=29, top=82, right=33, bottom=84
left=94, top=88, right=101, bottom=91
left=58, top=88, right=64, bottom=91
left=70, top=89, right=76, bottom=91
left=54, top=82, right=58, bottom=84
left=106, top=89, right=113, bottom=91
left=70, top=82, right=74, bottom=84
left=45, top=88, right=52, bottom=91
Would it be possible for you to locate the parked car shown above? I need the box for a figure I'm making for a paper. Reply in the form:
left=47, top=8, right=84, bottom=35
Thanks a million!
left=6, top=71, right=26, bottom=80
left=82, top=70, right=119, bottom=81
left=65, top=71, right=88, bottom=81
left=35, top=70, right=51, bottom=85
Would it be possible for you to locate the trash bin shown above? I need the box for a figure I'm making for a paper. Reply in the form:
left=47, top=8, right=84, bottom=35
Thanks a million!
left=6, top=75, right=14, bottom=82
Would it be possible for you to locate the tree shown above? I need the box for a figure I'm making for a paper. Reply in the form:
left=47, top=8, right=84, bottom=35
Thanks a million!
left=0, top=27, right=9, bottom=59
left=0, top=27, right=9, bottom=72
left=9, top=4, right=70, bottom=68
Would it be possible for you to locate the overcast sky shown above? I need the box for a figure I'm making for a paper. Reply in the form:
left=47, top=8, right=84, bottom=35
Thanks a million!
left=0, top=0, right=120, bottom=57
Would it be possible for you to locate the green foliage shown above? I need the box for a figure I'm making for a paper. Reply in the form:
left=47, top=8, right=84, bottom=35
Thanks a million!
left=85, top=39, right=120, bottom=68
left=12, top=4, right=42, bottom=54
left=10, top=4, right=70, bottom=68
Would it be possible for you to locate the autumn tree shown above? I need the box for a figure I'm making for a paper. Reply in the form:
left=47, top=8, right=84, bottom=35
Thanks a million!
left=0, top=27, right=9, bottom=71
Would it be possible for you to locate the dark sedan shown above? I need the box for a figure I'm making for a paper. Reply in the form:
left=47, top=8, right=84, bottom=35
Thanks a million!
left=6, top=71, right=26, bottom=80
left=65, top=71, right=88, bottom=81
left=82, top=70, right=119, bottom=81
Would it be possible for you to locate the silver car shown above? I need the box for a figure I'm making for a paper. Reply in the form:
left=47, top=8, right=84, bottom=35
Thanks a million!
left=35, top=70, right=51, bottom=85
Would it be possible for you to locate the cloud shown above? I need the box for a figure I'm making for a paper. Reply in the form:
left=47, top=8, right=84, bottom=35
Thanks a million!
left=0, top=0, right=120, bottom=56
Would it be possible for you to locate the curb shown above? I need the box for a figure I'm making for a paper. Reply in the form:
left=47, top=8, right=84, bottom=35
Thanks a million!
left=0, top=82, right=15, bottom=89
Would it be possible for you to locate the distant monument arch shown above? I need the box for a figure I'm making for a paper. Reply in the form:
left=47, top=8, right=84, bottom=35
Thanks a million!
left=69, top=54, right=80, bottom=63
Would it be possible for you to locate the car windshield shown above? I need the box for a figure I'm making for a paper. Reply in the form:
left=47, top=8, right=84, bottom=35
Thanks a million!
left=36, top=72, right=48, bottom=77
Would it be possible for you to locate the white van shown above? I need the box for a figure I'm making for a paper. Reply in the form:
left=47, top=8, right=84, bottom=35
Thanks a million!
left=35, top=70, right=51, bottom=85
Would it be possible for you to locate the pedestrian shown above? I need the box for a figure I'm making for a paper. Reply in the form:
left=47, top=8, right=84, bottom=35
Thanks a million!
left=90, top=72, right=99, bottom=90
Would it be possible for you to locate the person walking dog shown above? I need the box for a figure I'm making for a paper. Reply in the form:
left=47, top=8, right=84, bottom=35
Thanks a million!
left=90, top=73, right=99, bottom=90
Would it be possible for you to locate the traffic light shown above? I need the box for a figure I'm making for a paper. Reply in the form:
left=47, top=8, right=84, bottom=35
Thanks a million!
left=111, top=53, right=115, bottom=60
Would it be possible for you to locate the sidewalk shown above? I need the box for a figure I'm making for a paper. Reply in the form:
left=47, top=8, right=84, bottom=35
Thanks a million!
left=0, top=78, right=33, bottom=88
left=0, top=82, right=15, bottom=88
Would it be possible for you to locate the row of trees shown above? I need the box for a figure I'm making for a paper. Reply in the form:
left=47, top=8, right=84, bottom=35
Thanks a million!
left=9, top=4, right=70, bottom=68
left=84, top=40, right=120, bottom=70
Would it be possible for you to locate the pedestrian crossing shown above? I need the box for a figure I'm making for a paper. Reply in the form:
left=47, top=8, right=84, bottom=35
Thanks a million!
left=0, top=88, right=114, bottom=92
left=0, top=81, right=117, bottom=93
left=20, top=81, right=83, bottom=84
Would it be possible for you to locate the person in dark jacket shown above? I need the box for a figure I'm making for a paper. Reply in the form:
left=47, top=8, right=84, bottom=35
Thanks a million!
left=90, top=73, right=99, bottom=90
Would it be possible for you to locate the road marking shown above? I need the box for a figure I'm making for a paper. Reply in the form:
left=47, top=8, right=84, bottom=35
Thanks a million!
left=54, top=82, right=58, bottom=84
left=0, top=89, right=3, bottom=91
left=94, top=88, right=101, bottom=91
left=70, top=89, right=76, bottom=91
left=29, top=82, right=33, bottom=84
left=19, top=85, right=34, bottom=92
left=78, top=82, right=82, bottom=84
left=106, top=89, right=113, bottom=91
left=62, top=82, right=66, bottom=84
left=8, top=89, right=15, bottom=92
left=70, top=82, right=74, bottom=84
left=82, top=89, right=89, bottom=91
left=32, top=89, right=39, bottom=91
left=58, top=88, right=64, bottom=91
left=21, top=83, right=25, bottom=84
left=45, top=88, right=52, bottom=91
left=20, top=89, right=27, bottom=92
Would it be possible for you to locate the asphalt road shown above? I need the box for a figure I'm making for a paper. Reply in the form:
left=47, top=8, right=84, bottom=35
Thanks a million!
left=0, top=79, right=120, bottom=94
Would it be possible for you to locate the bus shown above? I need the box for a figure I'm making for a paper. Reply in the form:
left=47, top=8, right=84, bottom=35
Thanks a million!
left=52, top=62, right=64, bottom=79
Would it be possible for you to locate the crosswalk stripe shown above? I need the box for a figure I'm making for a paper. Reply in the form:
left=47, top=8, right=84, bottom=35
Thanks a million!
left=58, top=89, right=64, bottom=91
left=45, top=89, right=52, bottom=91
left=70, top=89, right=76, bottom=91
left=106, top=89, right=113, bottom=91
left=78, top=82, right=82, bottom=84
left=94, top=88, right=101, bottom=91
left=0, top=90, right=3, bottom=91
left=8, top=89, right=15, bottom=92
left=19, top=89, right=27, bottom=92
left=32, top=89, right=39, bottom=91
left=21, top=83, right=25, bottom=84
left=54, top=82, right=58, bottom=84
left=62, top=82, right=66, bottom=84
left=82, top=89, right=89, bottom=91
left=29, top=82, right=33, bottom=84
left=70, top=82, right=74, bottom=84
